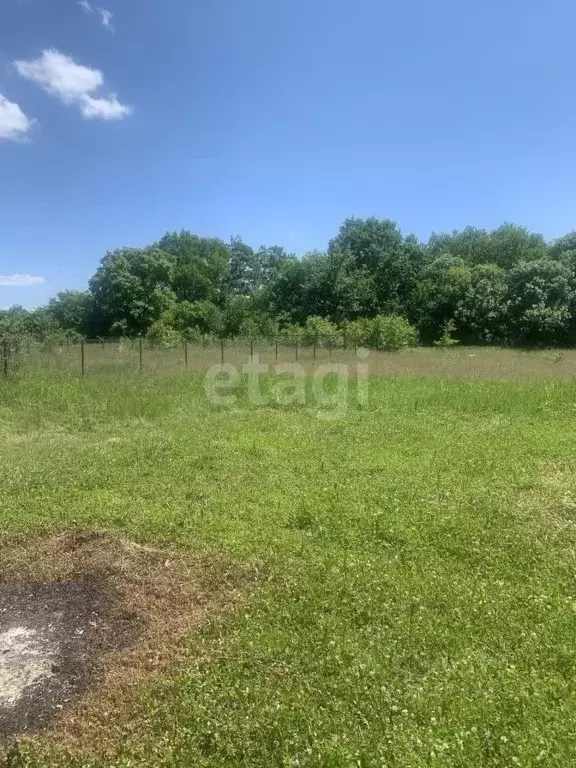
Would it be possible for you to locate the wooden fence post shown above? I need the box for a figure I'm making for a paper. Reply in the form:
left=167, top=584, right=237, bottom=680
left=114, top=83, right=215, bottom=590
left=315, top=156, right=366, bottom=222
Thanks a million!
left=250, top=339, right=254, bottom=362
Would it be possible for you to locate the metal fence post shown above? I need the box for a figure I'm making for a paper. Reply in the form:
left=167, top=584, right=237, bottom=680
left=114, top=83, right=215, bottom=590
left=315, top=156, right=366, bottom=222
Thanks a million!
left=184, top=340, right=188, bottom=368
left=250, top=339, right=254, bottom=362
left=295, top=340, right=299, bottom=362
left=221, top=338, right=225, bottom=364
left=275, top=340, right=278, bottom=361
left=139, top=338, right=143, bottom=374
left=81, top=340, right=85, bottom=376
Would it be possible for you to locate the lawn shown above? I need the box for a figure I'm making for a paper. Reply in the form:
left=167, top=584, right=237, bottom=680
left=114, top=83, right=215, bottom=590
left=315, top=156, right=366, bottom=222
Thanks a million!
left=2, top=349, right=576, bottom=766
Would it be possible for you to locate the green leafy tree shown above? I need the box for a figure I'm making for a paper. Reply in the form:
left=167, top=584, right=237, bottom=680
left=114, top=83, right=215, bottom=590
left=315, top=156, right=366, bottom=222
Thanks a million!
left=506, top=260, right=576, bottom=345
left=89, top=247, right=177, bottom=336
left=340, top=319, right=367, bottom=349
left=263, top=258, right=316, bottom=325
left=329, top=217, right=424, bottom=314
left=256, top=245, right=297, bottom=286
left=228, top=237, right=260, bottom=295
left=47, top=291, right=94, bottom=337
left=280, top=323, right=304, bottom=343
left=428, top=224, right=547, bottom=269
left=238, top=316, right=262, bottom=340
left=549, top=231, right=576, bottom=259
left=455, top=264, right=508, bottom=344
left=162, top=300, right=224, bottom=337
left=156, top=231, right=230, bottom=305
left=0, top=305, right=64, bottom=343
left=412, top=256, right=472, bottom=343
left=303, top=316, right=341, bottom=347
left=428, top=227, right=491, bottom=264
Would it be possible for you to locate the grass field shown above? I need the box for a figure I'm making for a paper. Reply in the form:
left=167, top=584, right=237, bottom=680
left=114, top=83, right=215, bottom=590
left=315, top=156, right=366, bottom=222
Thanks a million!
left=2, top=348, right=576, bottom=765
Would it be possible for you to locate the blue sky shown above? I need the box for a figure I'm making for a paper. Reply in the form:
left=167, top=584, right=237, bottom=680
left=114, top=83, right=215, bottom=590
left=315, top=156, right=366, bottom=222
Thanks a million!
left=1, top=0, right=576, bottom=307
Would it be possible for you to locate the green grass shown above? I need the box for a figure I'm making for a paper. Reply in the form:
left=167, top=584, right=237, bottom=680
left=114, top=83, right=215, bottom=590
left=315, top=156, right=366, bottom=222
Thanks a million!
left=3, top=356, right=576, bottom=766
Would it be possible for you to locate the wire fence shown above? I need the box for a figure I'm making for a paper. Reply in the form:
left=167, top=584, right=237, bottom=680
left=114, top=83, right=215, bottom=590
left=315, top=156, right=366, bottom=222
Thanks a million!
left=0, top=337, right=359, bottom=379
left=5, top=337, right=576, bottom=382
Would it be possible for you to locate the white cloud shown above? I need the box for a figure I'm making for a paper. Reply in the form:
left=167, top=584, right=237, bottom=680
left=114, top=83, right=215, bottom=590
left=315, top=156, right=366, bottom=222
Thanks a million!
left=0, top=95, right=33, bottom=141
left=0, top=275, right=45, bottom=287
left=80, top=94, right=131, bottom=119
left=98, top=8, right=115, bottom=33
left=15, top=50, right=102, bottom=103
left=14, top=50, right=131, bottom=121
left=78, top=0, right=93, bottom=12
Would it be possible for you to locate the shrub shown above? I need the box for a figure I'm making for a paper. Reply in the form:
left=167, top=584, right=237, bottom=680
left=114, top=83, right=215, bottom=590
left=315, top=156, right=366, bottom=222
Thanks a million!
left=303, top=317, right=341, bottom=347
left=146, top=321, right=182, bottom=348
left=340, top=319, right=369, bottom=349
left=364, top=315, right=418, bottom=351
left=280, top=324, right=305, bottom=343
left=434, top=320, right=460, bottom=348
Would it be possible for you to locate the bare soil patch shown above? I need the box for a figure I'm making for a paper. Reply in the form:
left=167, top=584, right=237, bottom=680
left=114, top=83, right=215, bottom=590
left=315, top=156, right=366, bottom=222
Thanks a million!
left=0, top=531, right=248, bottom=754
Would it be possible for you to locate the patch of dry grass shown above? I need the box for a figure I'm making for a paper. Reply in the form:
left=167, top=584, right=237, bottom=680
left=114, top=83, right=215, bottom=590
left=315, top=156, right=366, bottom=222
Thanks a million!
left=515, top=462, right=576, bottom=565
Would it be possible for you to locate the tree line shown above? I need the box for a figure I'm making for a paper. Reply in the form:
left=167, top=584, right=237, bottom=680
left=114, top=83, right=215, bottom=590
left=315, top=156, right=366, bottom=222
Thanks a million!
left=4, top=217, right=576, bottom=349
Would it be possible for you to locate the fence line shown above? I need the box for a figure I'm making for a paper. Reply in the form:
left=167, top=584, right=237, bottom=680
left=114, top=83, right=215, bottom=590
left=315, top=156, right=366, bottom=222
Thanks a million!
left=0, top=337, right=364, bottom=378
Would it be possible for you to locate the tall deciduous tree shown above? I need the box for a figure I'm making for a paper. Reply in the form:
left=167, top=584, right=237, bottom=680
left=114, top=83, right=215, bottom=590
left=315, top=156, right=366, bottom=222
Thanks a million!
left=329, top=217, right=424, bottom=313
left=89, top=247, right=177, bottom=336
left=455, top=265, right=508, bottom=344
left=47, top=291, right=94, bottom=337
left=428, top=224, right=547, bottom=269
left=506, top=260, right=576, bottom=346
left=156, top=231, right=230, bottom=306
left=412, top=256, right=472, bottom=343
left=228, top=237, right=260, bottom=295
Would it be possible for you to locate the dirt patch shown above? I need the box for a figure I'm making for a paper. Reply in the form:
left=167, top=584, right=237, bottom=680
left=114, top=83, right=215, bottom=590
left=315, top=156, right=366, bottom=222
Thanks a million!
left=0, top=531, right=249, bottom=754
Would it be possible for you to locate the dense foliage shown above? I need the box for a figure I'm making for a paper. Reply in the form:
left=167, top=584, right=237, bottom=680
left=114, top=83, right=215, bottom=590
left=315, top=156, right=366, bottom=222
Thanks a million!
left=5, top=218, right=576, bottom=347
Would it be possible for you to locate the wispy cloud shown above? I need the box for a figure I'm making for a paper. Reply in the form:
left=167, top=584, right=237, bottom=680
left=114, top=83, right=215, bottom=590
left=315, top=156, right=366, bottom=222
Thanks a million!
left=14, top=50, right=132, bottom=121
left=79, top=1, right=115, bottom=33
left=0, top=275, right=45, bottom=287
left=98, top=8, right=115, bottom=33
left=0, top=95, right=33, bottom=141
